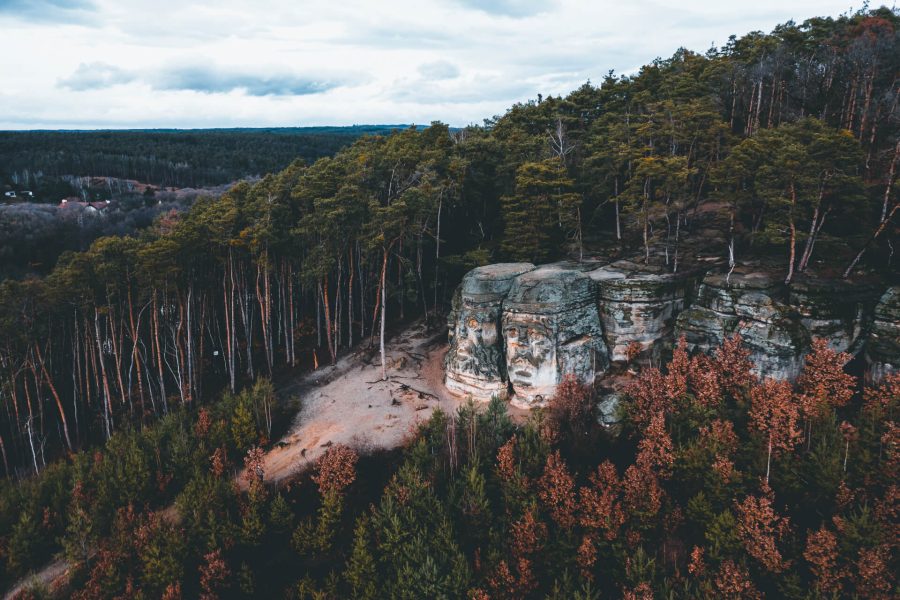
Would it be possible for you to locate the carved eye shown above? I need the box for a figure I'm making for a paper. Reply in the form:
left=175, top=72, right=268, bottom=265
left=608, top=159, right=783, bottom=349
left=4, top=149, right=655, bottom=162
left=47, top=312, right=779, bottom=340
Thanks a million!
left=507, top=328, right=517, bottom=338
left=467, top=317, right=478, bottom=329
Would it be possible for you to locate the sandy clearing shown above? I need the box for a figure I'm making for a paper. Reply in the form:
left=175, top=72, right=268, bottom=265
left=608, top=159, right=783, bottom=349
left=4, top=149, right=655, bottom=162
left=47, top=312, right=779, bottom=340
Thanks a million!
left=260, top=320, right=469, bottom=484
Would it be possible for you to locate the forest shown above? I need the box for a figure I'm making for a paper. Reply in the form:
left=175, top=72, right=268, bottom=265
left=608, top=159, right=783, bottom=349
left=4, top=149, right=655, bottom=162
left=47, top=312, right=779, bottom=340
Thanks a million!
left=0, top=126, right=413, bottom=191
left=0, top=5, right=898, bottom=598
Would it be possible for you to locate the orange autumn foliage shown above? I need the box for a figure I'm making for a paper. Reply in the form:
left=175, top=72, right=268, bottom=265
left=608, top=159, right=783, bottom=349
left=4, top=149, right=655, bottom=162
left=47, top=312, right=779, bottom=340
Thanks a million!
left=625, top=367, right=671, bottom=431
left=713, top=334, right=755, bottom=396
left=689, top=353, right=722, bottom=409
left=510, top=509, right=546, bottom=559
left=199, top=548, right=230, bottom=600
left=714, top=559, right=760, bottom=599
left=312, top=444, right=359, bottom=497
left=636, top=412, right=674, bottom=477
left=749, top=378, right=802, bottom=470
left=578, top=460, right=625, bottom=540
left=537, top=450, right=577, bottom=529
left=803, top=525, right=842, bottom=595
left=854, top=544, right=894, bottom=600
left=796, top=338, right=855, bottom=418
left=735, top=487, right=791, bottom=573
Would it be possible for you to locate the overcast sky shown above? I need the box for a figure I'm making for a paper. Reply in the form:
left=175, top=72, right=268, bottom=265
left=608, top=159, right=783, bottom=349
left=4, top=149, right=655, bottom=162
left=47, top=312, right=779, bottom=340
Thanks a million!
left=0, top=0, right=863, bottom=129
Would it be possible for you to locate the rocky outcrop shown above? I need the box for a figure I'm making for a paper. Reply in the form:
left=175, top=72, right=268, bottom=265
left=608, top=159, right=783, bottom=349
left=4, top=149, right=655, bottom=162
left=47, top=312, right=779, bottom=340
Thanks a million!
left=445, top=263, right=535, bottom=397
left=676, top=270, right=806, bottom=379
left=502, top=265, right=609, bottom=407
left=589, top=260, right=700, bottom=363
left=866, top=286, right=900, bottom=383
left=788, top=276, right=880, bottom=356
left=446, top=260, right=896, bottom=408
left=675, top=268, right=881, bottom=380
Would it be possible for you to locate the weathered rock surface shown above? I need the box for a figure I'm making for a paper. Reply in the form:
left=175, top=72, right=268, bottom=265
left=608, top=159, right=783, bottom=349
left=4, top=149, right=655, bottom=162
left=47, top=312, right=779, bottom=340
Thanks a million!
left=866, top=286, right=900, bottom=383
left=502, top=265, right=609, bottom=408
left=596, top=391, right=624, bottom=430
left=675, top=268, right=882, bottom=380
left=446, top=259, right=896, bottom=408
left=445, top=263, right=535, bottom=397
left=676, top=270, right=807, bottom=379
left=788, top=277, right=880, bottom=356
left=589, top=260, right=699, bottom=362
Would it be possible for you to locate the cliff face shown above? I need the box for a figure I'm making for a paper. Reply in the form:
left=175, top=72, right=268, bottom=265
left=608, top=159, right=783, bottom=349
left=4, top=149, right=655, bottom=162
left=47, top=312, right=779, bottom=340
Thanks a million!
left=676, top=270, right=809, bottom=380
left=445, top=263, right=535, bottom=398
left=590, top=260, right=701, bottom=363
left=445, top=261, right=896, bottom=406
left=502, top=265, right=609, bottom=407
left=866, top=286, right=900, bottom=383
left=675, top=269, right=881, bottom=380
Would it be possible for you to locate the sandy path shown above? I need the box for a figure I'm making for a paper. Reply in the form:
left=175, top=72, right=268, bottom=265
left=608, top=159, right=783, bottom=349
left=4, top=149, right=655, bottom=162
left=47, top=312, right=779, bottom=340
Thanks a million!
left=3, top=559, right=69, bottom=600
left=261, top=320, right=465, bottom=483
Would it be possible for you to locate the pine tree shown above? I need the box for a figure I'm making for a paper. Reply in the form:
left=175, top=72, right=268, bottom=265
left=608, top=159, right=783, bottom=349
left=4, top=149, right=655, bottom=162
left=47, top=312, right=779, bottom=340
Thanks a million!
left=344, top=515, right=378, bottom=600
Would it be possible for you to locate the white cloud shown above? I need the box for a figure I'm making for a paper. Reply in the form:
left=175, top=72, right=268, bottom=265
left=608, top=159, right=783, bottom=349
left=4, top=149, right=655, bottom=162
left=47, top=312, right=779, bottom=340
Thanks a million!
left=0, top=0, right=861, bottom=129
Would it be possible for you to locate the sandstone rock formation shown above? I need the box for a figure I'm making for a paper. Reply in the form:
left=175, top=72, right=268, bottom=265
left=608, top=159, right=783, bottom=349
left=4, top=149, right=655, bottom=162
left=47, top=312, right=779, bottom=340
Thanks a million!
left=445, top=263, right=535, bottom=398
left=675, top=268, right=881, bottom=380
left=445, top=260, right=897, bottom=408
left=502, top=265, right=609, bottom=407
left=589, top=260, right=699, bottom=363
left=866, top=286, right=900, bottom=383
left=675, top=270, right=809, bottom=380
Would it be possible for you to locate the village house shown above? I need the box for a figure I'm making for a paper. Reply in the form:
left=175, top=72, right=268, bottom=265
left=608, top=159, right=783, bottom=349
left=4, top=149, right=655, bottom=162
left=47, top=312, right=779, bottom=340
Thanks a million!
left=59, top=197, right=111, bottom=212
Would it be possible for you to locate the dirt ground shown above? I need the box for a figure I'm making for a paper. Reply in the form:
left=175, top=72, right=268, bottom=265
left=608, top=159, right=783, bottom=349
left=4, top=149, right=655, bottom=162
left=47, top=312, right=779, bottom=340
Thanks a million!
left=260, top=320, right=470, bottom=484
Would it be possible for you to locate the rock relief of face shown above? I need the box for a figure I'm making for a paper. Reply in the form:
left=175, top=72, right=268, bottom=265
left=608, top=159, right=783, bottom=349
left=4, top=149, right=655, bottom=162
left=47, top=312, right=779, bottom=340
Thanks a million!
left=505, top=316, right=554, bottom=382
left=454, top=310, right=499, bottom=367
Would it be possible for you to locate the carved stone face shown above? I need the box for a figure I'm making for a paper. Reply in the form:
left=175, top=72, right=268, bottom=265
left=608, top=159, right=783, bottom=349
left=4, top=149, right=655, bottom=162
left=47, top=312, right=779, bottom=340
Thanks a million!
left=454, top=311, right=498, bottom=368
left=503, top=314, right=557, bottom=405
left=445, top=306, right=507, bottom=397
left=445, top=263, right=536, bottom=399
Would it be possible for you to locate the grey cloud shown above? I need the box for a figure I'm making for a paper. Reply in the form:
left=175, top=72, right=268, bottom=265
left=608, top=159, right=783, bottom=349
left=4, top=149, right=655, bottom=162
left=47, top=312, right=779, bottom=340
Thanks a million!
left=351, top=25, right=454, bottom=49
left=59, top=62, right=135, bottom=90
left=418, top=60, right=460, bottom=80
left=149, top=65, right=339, bottom=96
left=58, top=62, right=344, bottom=97
left=455, top=0, right=552, bottom=17
left=0, top=0, right=95, bottom=23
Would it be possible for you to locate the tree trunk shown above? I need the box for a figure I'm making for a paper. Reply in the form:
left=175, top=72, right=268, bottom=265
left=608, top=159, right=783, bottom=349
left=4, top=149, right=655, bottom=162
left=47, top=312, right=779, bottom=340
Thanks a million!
left=379, top=246, right=389, bottom=381
left=784, top=182, right=797, bottom=285
left=94, top=308, right=115, bottom=438
left=33, top=343, right=72, bottom=452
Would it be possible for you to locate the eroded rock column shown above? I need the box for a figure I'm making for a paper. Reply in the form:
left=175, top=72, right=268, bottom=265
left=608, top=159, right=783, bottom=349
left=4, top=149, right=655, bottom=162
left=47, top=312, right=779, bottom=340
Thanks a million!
left=502, top=266, right=609, bottom=408
left=445, top=263, right=535, bottom=397
left=589, top=260, right=698, bottom=363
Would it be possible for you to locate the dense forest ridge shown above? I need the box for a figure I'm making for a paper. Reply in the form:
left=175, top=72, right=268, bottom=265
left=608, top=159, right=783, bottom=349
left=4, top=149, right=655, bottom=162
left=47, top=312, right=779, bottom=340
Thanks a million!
left=445, top=259, right=898, bottom=409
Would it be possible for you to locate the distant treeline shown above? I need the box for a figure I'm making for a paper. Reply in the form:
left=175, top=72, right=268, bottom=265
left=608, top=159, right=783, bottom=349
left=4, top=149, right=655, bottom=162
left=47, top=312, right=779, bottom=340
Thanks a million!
left=0, top=126, right=418, bottom=189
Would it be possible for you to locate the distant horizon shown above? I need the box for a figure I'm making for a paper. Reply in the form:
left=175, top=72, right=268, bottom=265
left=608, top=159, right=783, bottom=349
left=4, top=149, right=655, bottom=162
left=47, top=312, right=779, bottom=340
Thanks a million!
left=0, top=124, right=429, bottom=133
left=0, top=0, right=869, bottom=130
